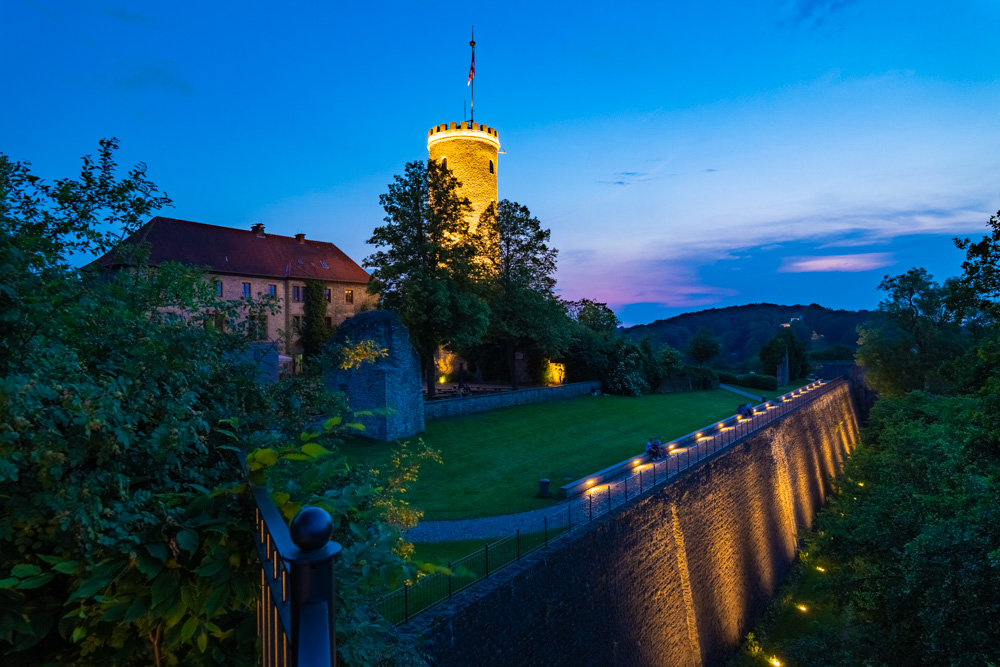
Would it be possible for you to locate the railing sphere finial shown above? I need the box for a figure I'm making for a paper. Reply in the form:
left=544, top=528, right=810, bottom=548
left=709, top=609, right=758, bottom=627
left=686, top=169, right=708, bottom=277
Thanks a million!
left=290, top=506, right=334, bottom=552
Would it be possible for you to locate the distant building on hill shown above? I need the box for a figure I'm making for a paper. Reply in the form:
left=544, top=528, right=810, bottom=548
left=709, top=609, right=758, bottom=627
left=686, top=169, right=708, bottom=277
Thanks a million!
left=94, top=216, right=375, bottom=356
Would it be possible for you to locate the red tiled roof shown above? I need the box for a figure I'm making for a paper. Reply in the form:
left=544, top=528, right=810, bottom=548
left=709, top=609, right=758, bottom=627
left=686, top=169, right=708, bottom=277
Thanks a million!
left=95, top=217, right=371, bottom=283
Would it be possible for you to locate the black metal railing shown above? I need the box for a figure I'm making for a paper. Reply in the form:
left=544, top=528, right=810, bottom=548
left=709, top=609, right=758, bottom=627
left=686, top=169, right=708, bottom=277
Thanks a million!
left=376, top=377, right=846, bottom=625
left=249, top=483, right=342, bottom=666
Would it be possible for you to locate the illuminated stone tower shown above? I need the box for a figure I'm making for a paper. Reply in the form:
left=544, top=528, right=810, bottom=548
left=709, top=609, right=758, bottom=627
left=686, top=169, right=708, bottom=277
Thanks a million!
left=427, top=121, right=500, bottom=233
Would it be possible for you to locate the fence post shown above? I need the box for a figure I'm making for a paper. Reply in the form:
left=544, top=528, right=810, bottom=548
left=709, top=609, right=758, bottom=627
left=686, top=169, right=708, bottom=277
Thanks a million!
left=448, top=561, right=453, bottom=599
left=653, top=461, right=656, bottom=486
left=607, top=485, right=612, bottom=513
left=589, top=494, right=593, bottom=522
left=624, top=476, right=628, bottom=501
left=287, top=506, right=341, bottom=667
left=404, top=582, right=409, bottom=624
left=485, top=543, right=489, bottom=577
left=516, top=530, right=521, bottom=561
left=568, top=505, right=572, bottom=533
left=544, top=516, right=548, bottom=548
left=639, top=468, right=643, bottom=493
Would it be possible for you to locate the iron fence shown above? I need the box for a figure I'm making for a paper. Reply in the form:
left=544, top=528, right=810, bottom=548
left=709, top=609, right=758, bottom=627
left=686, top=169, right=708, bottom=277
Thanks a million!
left=376, top=377, right=846, bottom=625
left=243, top=459, right=342, bottom=666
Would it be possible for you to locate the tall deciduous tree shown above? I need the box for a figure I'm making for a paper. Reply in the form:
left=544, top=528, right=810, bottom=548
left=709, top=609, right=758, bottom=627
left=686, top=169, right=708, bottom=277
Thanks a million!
left=365, top=160, right=489, bottom=398
left=954, top=208, right=1000, bottom=318
left=474, top=200, right=569, bottom=388
left=856, top=268, right=968, bottom=396
left=301, top=278, right=333, bottom=360
left=759, top=329, right=809, bottom=380
left=686, top=326, right=721, bottom=366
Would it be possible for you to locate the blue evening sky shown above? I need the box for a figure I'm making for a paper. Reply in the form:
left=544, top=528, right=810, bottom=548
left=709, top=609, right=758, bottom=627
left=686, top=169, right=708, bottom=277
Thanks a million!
left=3, top=0, right=999, bottom=325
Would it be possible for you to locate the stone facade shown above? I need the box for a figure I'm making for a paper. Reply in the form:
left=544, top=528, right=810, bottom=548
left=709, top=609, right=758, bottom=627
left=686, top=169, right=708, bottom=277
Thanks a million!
left=404, top=382, right=862, bottom=667
left=211, top=274, right=375, bottom=352
left=325, top=310, right=424, bottom=441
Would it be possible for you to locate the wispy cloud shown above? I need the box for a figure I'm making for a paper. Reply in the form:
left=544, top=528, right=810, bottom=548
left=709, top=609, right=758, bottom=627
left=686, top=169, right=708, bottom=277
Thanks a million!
left=778, top=252, right=895, bottom=273
left=773, top=0, right=857, bottom=28
left=598, top=171, right=656, bottom=186
left=115, top=62, right=192, bottom=95
left=104, top=7, right=158, bottom=23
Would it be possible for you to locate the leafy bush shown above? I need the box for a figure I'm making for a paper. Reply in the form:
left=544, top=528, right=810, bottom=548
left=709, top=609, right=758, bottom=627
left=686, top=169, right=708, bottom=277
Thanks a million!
left=717, top=371, right=740, bottom=384
left=682, top=365, right=718, bottom=390
left=735, top=373, right=778, bottom=391
left=0, top=142, right=428, bottom=666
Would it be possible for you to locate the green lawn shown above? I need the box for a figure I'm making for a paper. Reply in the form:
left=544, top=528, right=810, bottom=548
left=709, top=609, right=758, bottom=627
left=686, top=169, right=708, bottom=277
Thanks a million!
left=340, top=388, right=754, bottom=520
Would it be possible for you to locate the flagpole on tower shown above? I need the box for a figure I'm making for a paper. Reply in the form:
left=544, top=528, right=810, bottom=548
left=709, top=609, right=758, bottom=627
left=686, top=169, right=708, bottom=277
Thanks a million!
left=468, top=27, right=476, bottom=124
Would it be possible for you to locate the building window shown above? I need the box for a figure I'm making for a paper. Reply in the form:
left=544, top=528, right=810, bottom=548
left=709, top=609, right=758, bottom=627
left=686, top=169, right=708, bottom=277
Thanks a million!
left=292, top=315, right=302, bottom=332
left=215, top=281, right=223, bottom=297
left=489, top=159, right=494, bottom=174
left=267, top=284, right=277, bottom=296
left=324, top=288, right=331, bottom=303
left=345, top=289, right=354, bottom=305
left=241, top=282, right=251, bottom=298
left=293, top=286, right=304, bottom=302
left=324, top=317, right=332, bottom=328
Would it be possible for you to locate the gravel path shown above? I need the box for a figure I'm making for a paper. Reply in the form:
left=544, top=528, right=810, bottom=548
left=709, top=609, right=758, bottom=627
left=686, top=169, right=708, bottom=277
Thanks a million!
left=406, top=456, right=662, bottom=542
left=719, top=383, right=765, bottom=401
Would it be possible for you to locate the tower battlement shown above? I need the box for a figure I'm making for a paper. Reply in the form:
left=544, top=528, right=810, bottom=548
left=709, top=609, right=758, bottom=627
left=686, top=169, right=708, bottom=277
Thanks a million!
left=426, top=120, right=500, bottom=233
left=427, top=122, right=500, bottom=150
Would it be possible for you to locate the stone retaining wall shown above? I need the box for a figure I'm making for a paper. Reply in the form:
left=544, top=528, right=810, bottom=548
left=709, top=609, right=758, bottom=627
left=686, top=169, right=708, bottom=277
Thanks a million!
left=423, top=381, right=601, bottom=420
left=405, top=381, right=861, bottom=666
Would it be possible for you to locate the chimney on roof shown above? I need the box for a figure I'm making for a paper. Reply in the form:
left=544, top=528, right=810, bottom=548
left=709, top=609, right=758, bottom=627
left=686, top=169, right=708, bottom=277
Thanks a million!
left=251, top=223, right=265, bottom=237
left=295, top=233, right=306, bottom=244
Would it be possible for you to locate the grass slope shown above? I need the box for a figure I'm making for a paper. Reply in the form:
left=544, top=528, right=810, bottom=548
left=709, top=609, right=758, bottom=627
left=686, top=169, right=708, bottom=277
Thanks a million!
left=340, top=388, right=751, bottom=520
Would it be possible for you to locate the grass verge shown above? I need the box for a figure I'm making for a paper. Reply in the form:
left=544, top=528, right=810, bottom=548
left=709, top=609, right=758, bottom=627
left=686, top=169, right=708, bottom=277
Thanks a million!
left=341, top=388, right=751, bottom=520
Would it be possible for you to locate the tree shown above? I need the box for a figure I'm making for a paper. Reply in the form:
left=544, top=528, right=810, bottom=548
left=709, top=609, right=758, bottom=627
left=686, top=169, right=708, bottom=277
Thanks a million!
left=565, top=298, right=620, bottom=334
left=759, top=329, right=809, bottom=380
left=0, top=142, right=428, bottom=666
left=659, top=345, right=685, bottom=379
left=954, top=208, right=1000, bottom=318
left=473, top=200, right=569, bottom=389
left=686, top=326, right=720, bottom=366
left=300, top=278, right=333, bottom=360
left=365, top=160, right=489, bottom=398
left=856, top=268, right=968, bottom=396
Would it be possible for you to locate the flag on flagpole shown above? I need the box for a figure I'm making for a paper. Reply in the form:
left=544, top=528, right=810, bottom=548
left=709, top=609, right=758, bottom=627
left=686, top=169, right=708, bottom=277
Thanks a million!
left=467, top=53, right=475, bottom=85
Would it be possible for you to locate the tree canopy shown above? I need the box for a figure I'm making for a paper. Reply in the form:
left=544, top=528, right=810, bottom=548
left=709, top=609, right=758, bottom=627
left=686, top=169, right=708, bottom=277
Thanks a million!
left=0, top=142, right=428, bottom=666
left=364, top=159, right=489, bottom=398
left=471, top=200, right=569, bottom=388
left=759, top=329, right=809, bottom=380
left=686, top=326, right=721, bottom=366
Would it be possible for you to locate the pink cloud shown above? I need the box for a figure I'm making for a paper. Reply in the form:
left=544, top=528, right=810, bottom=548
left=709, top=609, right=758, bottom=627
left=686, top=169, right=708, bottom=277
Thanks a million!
left=778, top=253, right=895, bottom=273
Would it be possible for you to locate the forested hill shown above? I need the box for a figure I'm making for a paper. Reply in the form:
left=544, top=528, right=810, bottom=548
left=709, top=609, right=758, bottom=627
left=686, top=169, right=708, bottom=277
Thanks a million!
left=622, top=303, right=868, bottom=364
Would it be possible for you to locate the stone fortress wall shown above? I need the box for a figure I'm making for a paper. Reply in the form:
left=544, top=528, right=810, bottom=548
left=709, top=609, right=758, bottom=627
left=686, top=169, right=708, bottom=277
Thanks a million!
left=407, top=381, right=862, bottom=667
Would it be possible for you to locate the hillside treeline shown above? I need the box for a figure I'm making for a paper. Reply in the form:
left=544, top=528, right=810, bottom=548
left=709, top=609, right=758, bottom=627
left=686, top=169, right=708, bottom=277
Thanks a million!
left=624, top=303, right=866, bottom=367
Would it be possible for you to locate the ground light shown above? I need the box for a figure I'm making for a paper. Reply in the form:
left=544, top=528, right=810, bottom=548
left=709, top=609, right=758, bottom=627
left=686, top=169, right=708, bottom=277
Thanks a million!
left=797, top=604, right=808, bottom=612
left=770, top=658, right=782, bottom=666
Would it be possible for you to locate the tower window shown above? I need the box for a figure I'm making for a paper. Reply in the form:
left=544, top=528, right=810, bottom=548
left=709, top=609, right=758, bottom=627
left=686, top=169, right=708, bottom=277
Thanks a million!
left=441, top=157, right=447, bottom=171
left=489, top=159, right=494, bottom=174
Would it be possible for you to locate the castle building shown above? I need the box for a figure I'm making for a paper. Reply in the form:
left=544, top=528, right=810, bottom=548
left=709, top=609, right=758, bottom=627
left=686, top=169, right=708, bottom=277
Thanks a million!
left=427, top=121, right=500, bottom=233
left=94, top=216, right=375, bottom=355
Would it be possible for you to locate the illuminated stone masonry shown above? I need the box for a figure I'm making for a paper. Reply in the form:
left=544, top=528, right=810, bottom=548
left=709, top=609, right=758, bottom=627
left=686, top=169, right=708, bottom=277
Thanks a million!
left=403, top=379, right=864, bottom=667
left=427, top=121, right=500, bottom=234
